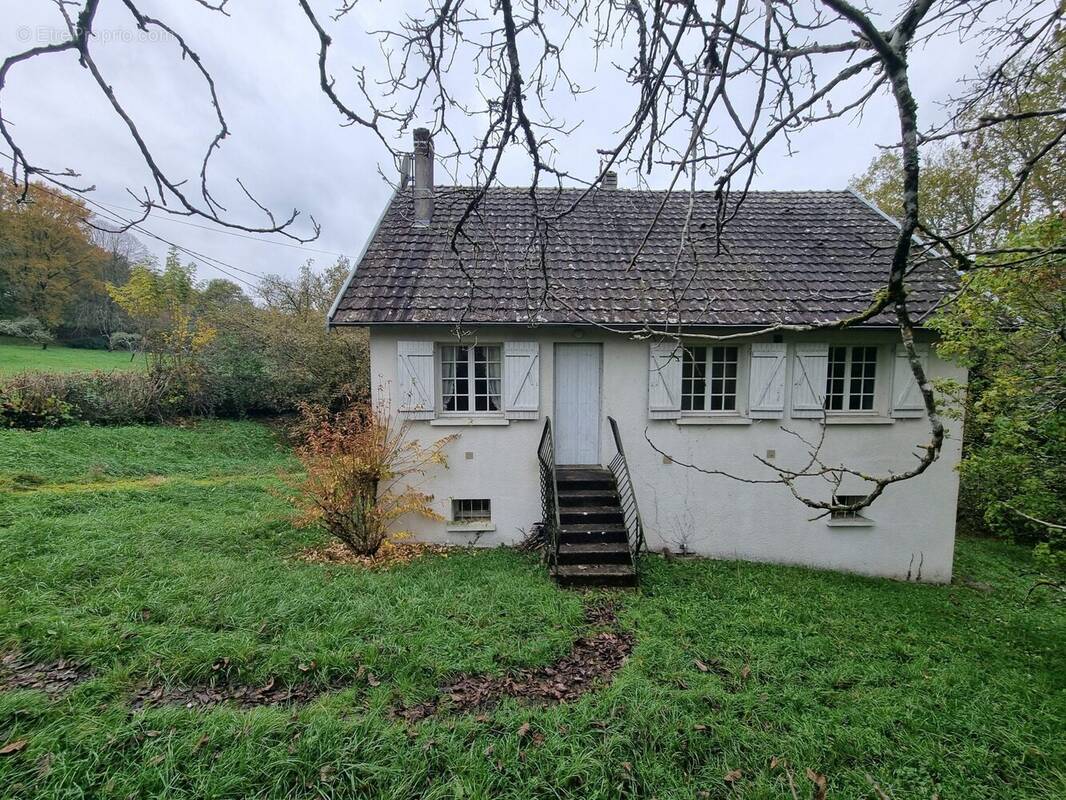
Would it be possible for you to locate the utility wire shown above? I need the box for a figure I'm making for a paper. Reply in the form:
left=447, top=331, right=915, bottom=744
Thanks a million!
left=5, top=167, right=267, bottom=289
left=1, top=153, right=350, bottom=284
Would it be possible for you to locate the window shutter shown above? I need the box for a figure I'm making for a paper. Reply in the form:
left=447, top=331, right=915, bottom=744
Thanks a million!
left=396, top=340, right=435, bottom=417
left=648, top=342, right=682, bottom=418
left=892, top=344, right=929, bottom=417
left=504, top=341, right=539, bottom=419
left=748, top=343, right=786, bottom=418
left=791, top=343, right=829, bottom=417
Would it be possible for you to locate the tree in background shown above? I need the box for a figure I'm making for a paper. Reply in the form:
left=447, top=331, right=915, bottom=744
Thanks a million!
left=107, top=246, right=218, bottom=369
left=0, top=171, right=107, bottom=332
left=851, top=48, right=1065, bottom=253
left=934, top=215, right=1065, bottom=567
left=852, top=45, right=1065, bottom=562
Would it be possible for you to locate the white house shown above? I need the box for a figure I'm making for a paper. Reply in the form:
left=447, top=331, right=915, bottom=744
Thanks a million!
left=329, top=130, right=965, bottom=585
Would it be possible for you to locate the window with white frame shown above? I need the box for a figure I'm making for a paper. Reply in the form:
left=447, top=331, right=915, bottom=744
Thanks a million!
left=681, top=345, right=739, bottom=411
left=831, top=494, right=868, bottom=520
left=441, top=345, right=502, bottom=412
left=825, top=346, right=878, bottom=411
left=452, top=498, right=491, bottom=523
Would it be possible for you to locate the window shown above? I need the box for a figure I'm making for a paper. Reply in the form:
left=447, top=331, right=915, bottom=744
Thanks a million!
left=825, top=346, right=878, bottom=411
left=441, top=345, right=502, bottom=412
left=831, top=494, right=868, bottom=520
left=681, top=345, right=738, bottom=411
left=452, top=498, right=491, bottom=523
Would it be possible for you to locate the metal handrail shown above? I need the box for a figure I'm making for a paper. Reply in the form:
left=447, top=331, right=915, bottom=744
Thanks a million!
left=537, top=417, right=562, bottom=568
left=606, top=416, right=646, bottom=568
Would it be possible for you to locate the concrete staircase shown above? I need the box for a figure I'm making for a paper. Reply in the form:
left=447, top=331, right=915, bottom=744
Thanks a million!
left=551, top=466, right=637, bottom=588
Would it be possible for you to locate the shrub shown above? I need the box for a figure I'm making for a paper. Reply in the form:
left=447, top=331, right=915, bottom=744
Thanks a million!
left=0, top=316, right=54, bottom=348
left=0, top=368, right=193, bottom=425
left=0, top=387, right=74, bottom=429
left=286, top=400, right=457, bottom=556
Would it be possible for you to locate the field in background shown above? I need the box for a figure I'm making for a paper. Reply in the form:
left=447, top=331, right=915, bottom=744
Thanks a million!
left=0, top=421, right=1062, bottom=799
left=0, top=338, right=143, bottom=376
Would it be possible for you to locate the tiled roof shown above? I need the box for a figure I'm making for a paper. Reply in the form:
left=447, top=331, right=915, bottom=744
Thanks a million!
left=330, top=187, right=955, bottom=327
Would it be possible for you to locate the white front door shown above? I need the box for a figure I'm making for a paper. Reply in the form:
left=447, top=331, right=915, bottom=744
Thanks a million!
left=554, top=343, right=602, bottom=465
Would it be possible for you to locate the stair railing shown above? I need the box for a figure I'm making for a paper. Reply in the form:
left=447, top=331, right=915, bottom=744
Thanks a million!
left=606, top=416, right=646, bottom=571
left=537, top=417, right=562, bottom=568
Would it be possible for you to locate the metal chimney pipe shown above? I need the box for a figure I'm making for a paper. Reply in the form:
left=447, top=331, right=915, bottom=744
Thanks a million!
left=413, top=128, right=434, bottom=225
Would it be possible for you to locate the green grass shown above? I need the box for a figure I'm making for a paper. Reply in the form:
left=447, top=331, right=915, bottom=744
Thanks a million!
left=1, top=422, right=1063, bottom=799
left=0, top=337, right=144, bottom=375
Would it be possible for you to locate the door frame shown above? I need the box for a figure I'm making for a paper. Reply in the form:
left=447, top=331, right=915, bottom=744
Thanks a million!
left=553, top=342, right=603, bottom=465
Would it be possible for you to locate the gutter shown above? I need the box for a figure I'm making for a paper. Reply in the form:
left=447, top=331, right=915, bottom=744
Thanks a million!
left=326, top=187, right=400, bottom=330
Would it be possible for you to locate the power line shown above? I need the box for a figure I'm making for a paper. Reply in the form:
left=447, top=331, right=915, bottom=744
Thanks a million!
left=87, top=196, right=350, bottom=259
left=6, top=169, right=266, bottom=290
left=0, top=151, right=350, bottom=271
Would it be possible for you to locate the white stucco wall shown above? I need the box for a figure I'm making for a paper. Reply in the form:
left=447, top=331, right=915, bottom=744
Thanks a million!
left=367, top=324, right=966, bottom=583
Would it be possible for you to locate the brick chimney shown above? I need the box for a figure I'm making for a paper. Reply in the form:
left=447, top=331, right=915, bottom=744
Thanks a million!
left=413, top=127, right=434, bottom=225
left=603, top=170, right=618, bottom=190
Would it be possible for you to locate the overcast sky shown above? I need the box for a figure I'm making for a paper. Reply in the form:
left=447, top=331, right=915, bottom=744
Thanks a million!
left=1, top=1, right=997, bottom=288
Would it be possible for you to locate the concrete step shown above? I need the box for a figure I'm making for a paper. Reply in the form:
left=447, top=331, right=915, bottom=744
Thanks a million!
left=557, top=541, right=632, bottom=565
left=559, top=524, right=628, bottom=545
left=556, top=467, right=615, bottom=492
left=553, top=563, right=637, bottom=588
left=558, top=489, right=619, bottom=507
left=560, top=506, right=625, bottom=525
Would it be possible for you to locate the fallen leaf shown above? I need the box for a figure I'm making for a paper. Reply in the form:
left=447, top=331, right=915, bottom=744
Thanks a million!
left=516, top=722, right=531, bottom=738
left=740, top=664, right=751, bottom=681
left=724, top=768, right=743, bottom=784
left=145, top=730, right=161, bottom=738
left=192, top=734, right=210, bottom=752
left=694, top=659, right=710, bottom=673
left=0, top=739, right=28, bottom=755
left=770, top=755, right=781, bottom=770
left=261, top=677, right=276, bottom=692
left=806, top=768, right=827, bottom=800
left=367, top=674, right=380, bottom=687
left=693, top=724, right=707, bottom=732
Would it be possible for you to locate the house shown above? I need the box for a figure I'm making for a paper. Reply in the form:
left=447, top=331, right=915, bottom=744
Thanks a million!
left=328, top=129, right=965, bottom=585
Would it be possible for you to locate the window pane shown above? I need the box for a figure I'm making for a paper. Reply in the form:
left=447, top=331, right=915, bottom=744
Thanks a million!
left=471, top=345, right=501, bottom=412
left=825, top=347, right=847, bottom=410
left=708, top=346, right=738, bottom=411
left=682, top=346, right=707, bottom=411
left=847, top=346, right=877, bottom=411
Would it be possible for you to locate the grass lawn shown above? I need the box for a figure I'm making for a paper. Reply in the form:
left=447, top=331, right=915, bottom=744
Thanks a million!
left=0, top=337, right=143, bottom=376
left=0, top=422, right=1063, bottom=799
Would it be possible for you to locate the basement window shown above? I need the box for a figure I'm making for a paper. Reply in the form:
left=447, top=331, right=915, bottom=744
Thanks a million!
left=831, top=495, right=868, bottom=520
left=452, top=498, right=491, bottom=524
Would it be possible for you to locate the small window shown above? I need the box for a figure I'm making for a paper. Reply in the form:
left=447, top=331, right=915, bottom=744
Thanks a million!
left=826, top=346, right=878, bottom=411
left=441, top=345, right=502, bottom=413
left=452, top=498, right=491, bottom=523
left=681, top=345, right=738, bottom=411
left=831, top=495, right=868, bottom=520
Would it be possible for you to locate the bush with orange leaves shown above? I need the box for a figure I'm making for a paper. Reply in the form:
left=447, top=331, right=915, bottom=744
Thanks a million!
left=286, top=400, right=457, bottom=556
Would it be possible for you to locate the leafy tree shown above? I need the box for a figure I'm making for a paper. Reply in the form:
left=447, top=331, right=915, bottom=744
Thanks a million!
left=107, top=248, right=217, bottom=368
left=851, top=48, right=1065, bottom=251
left=933, top=214, right=1066, bottom=567
left=0, top=316, right=55, bottom=349
left=258, top=257, right=350, bottom=321
left=0, top=171, right=107, bottom=330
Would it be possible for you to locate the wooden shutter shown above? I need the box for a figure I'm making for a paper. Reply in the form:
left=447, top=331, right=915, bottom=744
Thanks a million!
left=648, top=342, right=682, bottom=418
left=396, top=340, right=435, bottom=417
left=504, top=341, right=540, bottom=419
left=892, top=344, right=929, bottom=417
left=748, top=343, right=786, bottom=418
left=791, top=343, right=829, bottom=417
